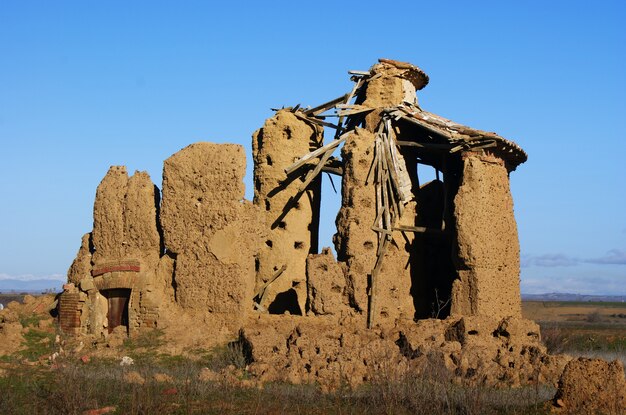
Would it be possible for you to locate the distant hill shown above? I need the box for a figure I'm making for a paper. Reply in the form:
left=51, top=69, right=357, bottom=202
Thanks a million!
left=0, top=278, right=64, bottom=294
left=522, top=292, right=626, bottom=302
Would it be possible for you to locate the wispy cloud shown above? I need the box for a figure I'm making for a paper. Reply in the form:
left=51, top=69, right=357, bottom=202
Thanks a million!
left=521, top=271, right=626, bottom=295
left=523, top=249, right=626, bottom=268
left=0, top=273, right=65, bottom=281
left=585, top=249, right=626, bottom=265
left=521, top=253, right=579, bottom=268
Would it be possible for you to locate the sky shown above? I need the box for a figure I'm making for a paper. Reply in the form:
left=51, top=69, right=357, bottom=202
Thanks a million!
left=0, top=1, right=624, bottom=294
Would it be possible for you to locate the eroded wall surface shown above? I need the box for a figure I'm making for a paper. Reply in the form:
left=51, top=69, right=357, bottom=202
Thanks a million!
left=252, top=110, right=322, bottom=314
left=452, top=152, right=522, bottom=318
left=160, top=142, right=262, bottom=325
left=334, top=128, right=415, bottom=322
left=69, top=166, right=165, bottom=335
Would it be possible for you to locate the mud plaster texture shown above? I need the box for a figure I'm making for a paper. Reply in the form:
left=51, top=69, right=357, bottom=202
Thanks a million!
left=452, top=152, right=522, bottom=318
left=334, top=127, right=415, bottom=322
left=553, top=358, right=626, bottom=414
left=241, top=314, right=568, bottom=392
left=65, top=167, right=166, bottom=336
left=360, top=62, right=420, bottom=109
left=306, top=248, right=350, bottom=316
left=161, top=142, right=263, bottom=330
left=252, top=110, right=322, bottom=315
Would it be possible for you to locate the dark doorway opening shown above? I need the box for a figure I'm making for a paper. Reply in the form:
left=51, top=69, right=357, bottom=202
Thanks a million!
left=398, top=143, right=463, bottom=320
left=267, top=288, right=302, bottom=315
left=102, top=289, right=131, bottom=334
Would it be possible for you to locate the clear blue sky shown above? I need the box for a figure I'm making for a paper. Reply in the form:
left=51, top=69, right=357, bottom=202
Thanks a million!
left=1, top=1, right=624, bottom=294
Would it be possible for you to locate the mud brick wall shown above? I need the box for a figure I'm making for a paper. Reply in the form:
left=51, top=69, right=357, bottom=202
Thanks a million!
left=91, top=166, right=161, bottom=268
left=67, top=233, right=92, bottom=285
left=160, top=142, right=261, bottom=318
left=334, top=128, right=415, bottom=321
left=252, top=110, right=322, bottom=314
left=452, top=152, right=522, bottom=318
left=58, top=292, right=82, bottom=334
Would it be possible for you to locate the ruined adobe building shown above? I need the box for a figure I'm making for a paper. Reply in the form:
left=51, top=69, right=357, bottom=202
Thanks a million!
left=59, top=59, right=590, bottom=392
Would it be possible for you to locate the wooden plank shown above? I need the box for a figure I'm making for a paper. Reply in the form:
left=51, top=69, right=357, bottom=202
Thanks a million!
left=336, top=107, right=374, bottom=117
left=297, top=148, right=334, bottom=194
left=255, top=264, right=287, bottom=300
left=303, top=94, right=349, bottom=116
left=396, top=140, right=452, bottom=150
left=321, top=157, right=343, bottom=176
left=395, top=114, right=451, bottom=139
left=368, top=235, right=389, bottom=329
left=293, top=112, right=339, bottom=129
left=371, top=225, right=393, bottom=236
left=285, top=135, right=346, bottom=175
left=348, top=70, right=370, bottom=76
left=393, top=225, right=445, bottom=234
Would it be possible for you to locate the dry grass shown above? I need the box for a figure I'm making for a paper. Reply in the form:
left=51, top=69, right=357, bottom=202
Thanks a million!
left=0, top=350, right=556, bottom=415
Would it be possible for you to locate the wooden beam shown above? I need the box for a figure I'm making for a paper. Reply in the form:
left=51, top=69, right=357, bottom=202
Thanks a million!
left=284, top=135, right=346, bottom=175
left=293, top=112, right=339, bottom=129
left=254, top=264, right=287, bottom=301
left=303, top=94, right=349, bottom=116
left=396, top=140, right=452, bottom=150
left=393, top=225, right=446, bottom=234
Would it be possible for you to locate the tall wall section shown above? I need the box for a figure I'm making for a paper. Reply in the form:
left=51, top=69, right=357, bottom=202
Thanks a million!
left=451, top=152, right=522, bottom=318
left=66, top=166, right=165, bottom=335
left=252, top=110, right=322, bottom=315
left=334, top=62, right=422, bottom=322
left=160, top=143, right=262, bottom=328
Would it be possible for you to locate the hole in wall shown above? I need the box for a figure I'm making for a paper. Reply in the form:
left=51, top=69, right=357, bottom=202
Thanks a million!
left=267, top=289, right=302, bottom=315
left=363, top=241, right=374, bottom=250
left=265, top=200, right=271, bottom=211
left=265, top=240, right=273, bottom=248
left=294, top=241, right=304, bottom=249
left=266, top=155, right=273, bottom=166
left=278, top=221, right=287, bottom=229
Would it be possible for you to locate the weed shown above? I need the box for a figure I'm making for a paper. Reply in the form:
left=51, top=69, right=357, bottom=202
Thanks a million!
left=18, top=328, right=56, bottom=361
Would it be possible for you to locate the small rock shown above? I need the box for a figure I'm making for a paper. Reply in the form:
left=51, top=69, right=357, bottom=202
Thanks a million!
left=80, top=355, right=90, bottom=364
left=119, top=356, right=134, bottom=366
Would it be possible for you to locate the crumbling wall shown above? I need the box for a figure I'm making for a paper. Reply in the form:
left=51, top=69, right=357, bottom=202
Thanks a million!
left=252, top=110, right=322, bottom=314
left=334, top=128, right=415, bottom=322
left=452, top=152, right=522, bottom=318
left=67, top=233, right=92, bottom=285
left=359, top=61, right=421, bottom=109
left=160, top=142, right=262, bottom=327
left=242, top=314, right=567, bottom=391
left=91, top=167, right=161, bottom=266
left=306, top=248, right=350, bottom=316
left=553, top=357, right=626, bottom=414
left=68, top=166, right=164, bottom=335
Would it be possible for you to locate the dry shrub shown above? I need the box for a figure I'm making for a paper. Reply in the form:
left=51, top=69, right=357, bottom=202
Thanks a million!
left=365, top=357, right=553, bottom=415
left=540, top=323, right=569, bottom=353
left=586, top=310, right=603, bottom=323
